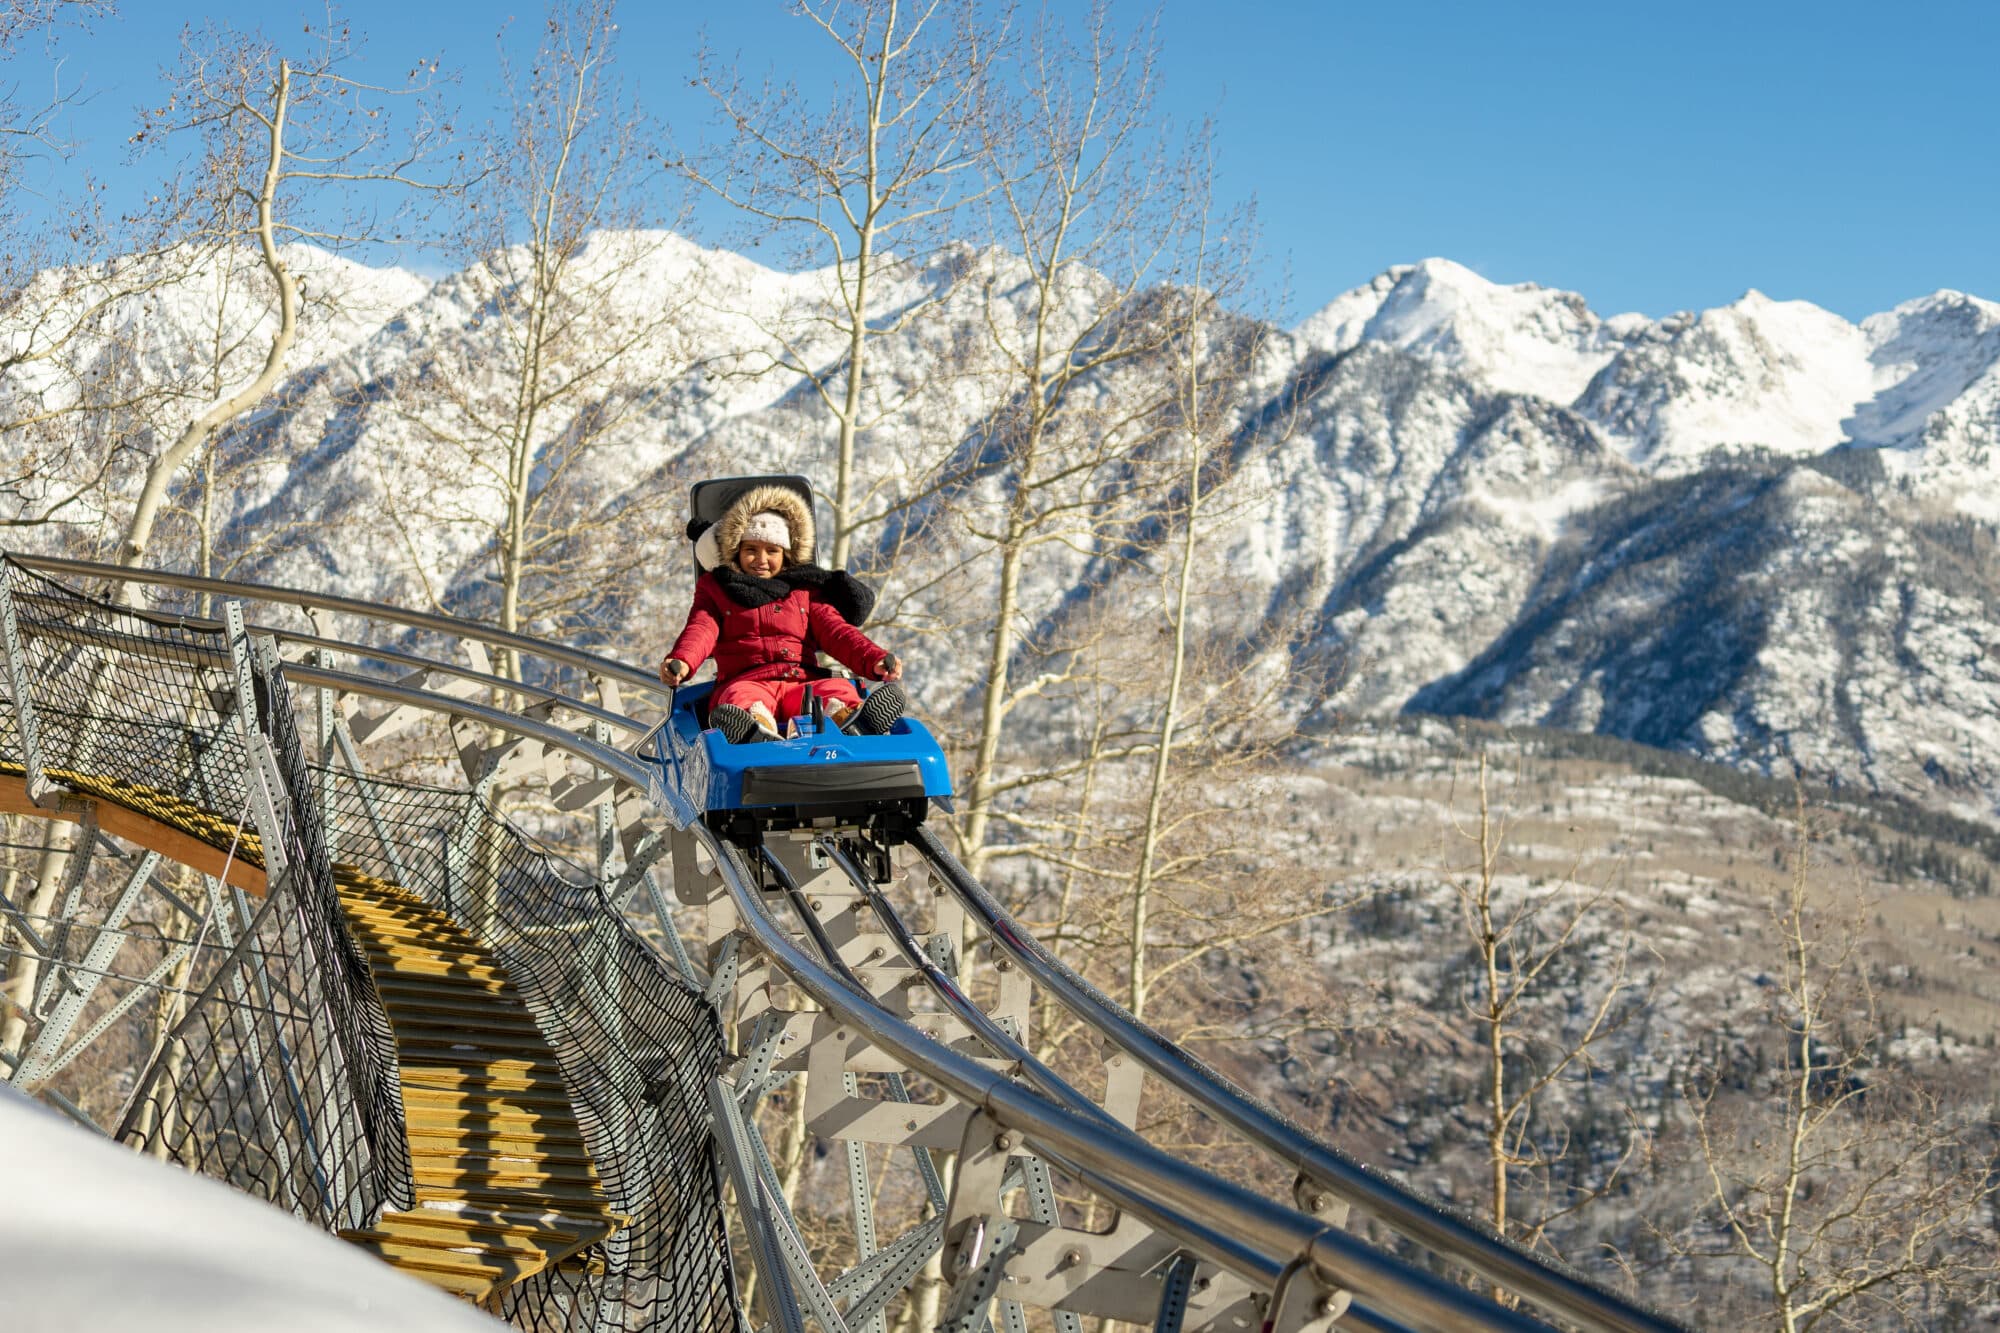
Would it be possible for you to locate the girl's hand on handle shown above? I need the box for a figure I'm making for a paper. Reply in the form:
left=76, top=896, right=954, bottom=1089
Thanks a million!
left=660, top=657, right=691, bottom=687
left=877, top=653, right=902, bottom=682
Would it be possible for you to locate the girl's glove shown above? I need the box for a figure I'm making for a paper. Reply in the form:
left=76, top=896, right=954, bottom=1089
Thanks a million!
left=876, top=653, right=903, bottom=682
left=660, top=657, right=691, bottom=686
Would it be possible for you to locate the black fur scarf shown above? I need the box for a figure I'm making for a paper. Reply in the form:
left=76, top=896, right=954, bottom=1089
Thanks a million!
left=711, top=562, right=877, bottom=627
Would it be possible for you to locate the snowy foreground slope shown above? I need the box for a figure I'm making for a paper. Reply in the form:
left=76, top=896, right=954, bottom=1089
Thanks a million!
left=0, top=1087, right=501, bottom=1331
left=6, top=236, right=2000, bottom=820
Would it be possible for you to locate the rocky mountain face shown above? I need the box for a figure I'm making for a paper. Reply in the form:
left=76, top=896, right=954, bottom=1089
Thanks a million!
left=6, top=239, right=2000, bottom=821
left=1259, top=259, right=2000, bottom=820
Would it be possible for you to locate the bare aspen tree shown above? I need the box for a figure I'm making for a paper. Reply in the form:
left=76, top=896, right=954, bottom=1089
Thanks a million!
left=682, top=0, right=994, bottom=569
left=1673, top=798, right=2000, bottom=1330
left=1448, top=749, right=1645, bottom=1261
left=952, top=4, right=1203, bottom=877
left=382, top=0, right=689, bottom=675
left=113, top=18, right=458, bottom=577
left=0, top=14, right=412, bottom=556
left=2, top=17, right=458, bottom=1061
left=139, top=233, right=304, bottom=584
left=1121, top=146, right=1278, bottom=1021
left=0, top=0, right=106, bottom=44
left=1026, top=608, right=1329, bottom=1049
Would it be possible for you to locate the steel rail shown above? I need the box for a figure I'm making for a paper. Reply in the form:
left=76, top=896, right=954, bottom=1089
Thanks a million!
left=8, top=554, right=670, bottom=707
left=253, top=626, right=639, bottom=736
left=804, top=836, right=1416, bottom=1328
left=815, top=836, right=1127, bottom=1139
left=28, top=608, right=1494, bottom=1326
left=8, top=585, right=641, bottom=737
left=912, top=829, right=1681, bottom=1333
left=5, top=564, right=1643, bottom=1329
left=283, top=663, right=657, bottom=790
left=813, top=839, right=1428, bottom=1333
left=696, top=826, right=1541, bottom=1333
left=0, top=619, right=654, bottom=797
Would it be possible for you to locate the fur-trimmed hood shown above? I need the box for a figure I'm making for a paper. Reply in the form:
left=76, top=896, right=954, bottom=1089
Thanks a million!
left=700, top=483, right=816, bottom=571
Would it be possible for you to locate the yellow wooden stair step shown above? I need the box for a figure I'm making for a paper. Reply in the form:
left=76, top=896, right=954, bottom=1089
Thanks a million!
left=399, top=1067, right=574, bottom=1094
left=358, top=952, right=513, bottom=981
left=405, top=1159, right=597, bottom=1182
left=401, top=1090, right=579, bottom=1110
left=364, top=1204, right=619, bottom=1247
left=336, top=1233, right=544, bottom=1298
left=342, top=1203, right=625, bottom=1296
left=403, top=1134, right=596, bottom=1158
left=402, top=1117, right=590, bottom=1149
left=377, top=1000, right=546, bottom=1031
left=401, top=1118, right=589, bottom=1147
left=384, top=1024, right=563, bottom=1054
left=372, top=974, right=519, bottom=995
left=411, top=1179, right=619, bottom=1210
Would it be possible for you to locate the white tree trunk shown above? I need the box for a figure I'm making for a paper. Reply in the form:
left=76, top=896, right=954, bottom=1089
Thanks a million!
left=118, top=61, right=300, bottom=583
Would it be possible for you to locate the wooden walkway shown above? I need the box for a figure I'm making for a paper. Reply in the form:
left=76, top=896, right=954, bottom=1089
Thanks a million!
left=1, top=765, right=625, bottom=1302
left=335, top=867, right=625, bottom=1300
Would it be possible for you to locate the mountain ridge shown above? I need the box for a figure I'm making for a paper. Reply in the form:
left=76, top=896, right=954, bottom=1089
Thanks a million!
left=6, top=233, right=2000, bottom=823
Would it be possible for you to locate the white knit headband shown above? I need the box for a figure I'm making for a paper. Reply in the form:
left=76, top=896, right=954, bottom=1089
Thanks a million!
left=741, top=511, right=791, bottom=550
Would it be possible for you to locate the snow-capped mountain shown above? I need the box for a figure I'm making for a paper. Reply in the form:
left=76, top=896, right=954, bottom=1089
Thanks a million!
left=1294, top=257, right=1639, bottom=405
left=7, top=235, right=2000, bottom=820
left=1293, top=258, right=2000, bottom=485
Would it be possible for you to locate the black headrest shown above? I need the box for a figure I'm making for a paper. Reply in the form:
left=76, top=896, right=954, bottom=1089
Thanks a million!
left=687, top=475, right=814, bottom=536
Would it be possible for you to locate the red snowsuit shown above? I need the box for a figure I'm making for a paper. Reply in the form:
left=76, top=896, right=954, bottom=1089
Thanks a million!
left=666, top=571, right=892, bottom=724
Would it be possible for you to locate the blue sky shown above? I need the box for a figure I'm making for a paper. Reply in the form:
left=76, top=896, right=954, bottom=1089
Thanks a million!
left=19, top=1, right=2000, bottom=323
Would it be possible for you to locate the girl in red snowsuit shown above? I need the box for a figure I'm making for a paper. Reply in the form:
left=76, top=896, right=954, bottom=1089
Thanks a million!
left=659, top=484, right=904, bottom=741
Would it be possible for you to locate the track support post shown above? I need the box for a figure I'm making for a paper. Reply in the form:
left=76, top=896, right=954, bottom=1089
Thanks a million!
left=0, top=575, right=51, bottom=804
left=11, top=848, right=160, bottom=1091
left=222, top=602, right=290, bottom=880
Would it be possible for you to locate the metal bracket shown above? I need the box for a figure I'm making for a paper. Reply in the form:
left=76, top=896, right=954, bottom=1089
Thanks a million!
left=941, top=1112, right=1017, bottom=1287
left=1292, top=1172, right=1352, bottom=1228
left=1261, top=1255, right=1349, bottom=1333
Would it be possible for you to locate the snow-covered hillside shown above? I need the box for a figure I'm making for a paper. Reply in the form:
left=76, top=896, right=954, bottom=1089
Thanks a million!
left=6, top=235, right=2000, bottom=820
left=0, top=1088, right=501, bottom=1331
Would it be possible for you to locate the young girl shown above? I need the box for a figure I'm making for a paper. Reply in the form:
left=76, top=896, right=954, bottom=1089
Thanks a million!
left=659, top=484, right=905, bottom=743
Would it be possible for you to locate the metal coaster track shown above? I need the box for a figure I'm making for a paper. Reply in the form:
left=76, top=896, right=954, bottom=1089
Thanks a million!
left=0, top=553, right=1682, bottom=1333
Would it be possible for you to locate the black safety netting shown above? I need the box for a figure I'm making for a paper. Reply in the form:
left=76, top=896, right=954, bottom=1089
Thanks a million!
left=0, top=560, right=415, bottom=1229
left=0, top=559, right=739, bottom=1332
left=312, top=765, right=737, bottom=1333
